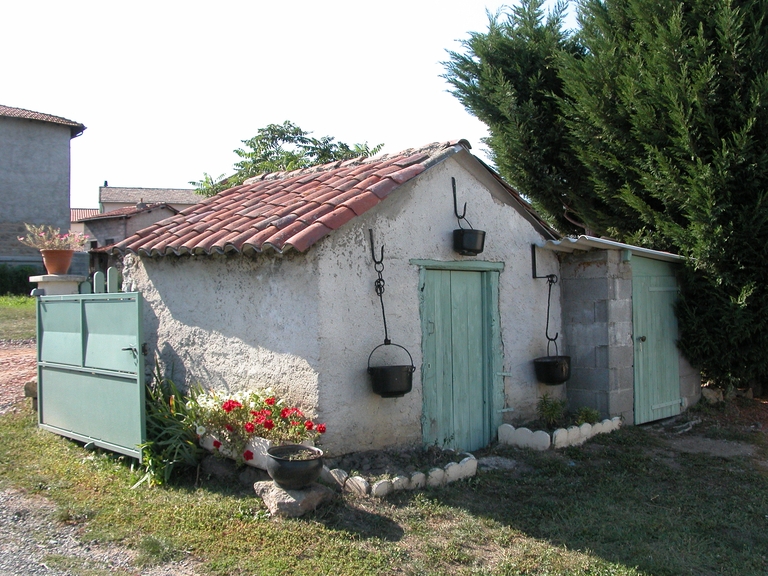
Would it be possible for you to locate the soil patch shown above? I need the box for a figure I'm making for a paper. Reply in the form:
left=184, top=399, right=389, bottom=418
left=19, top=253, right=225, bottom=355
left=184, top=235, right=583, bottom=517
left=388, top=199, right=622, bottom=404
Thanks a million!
left=0, top=340, right=36, bottom=414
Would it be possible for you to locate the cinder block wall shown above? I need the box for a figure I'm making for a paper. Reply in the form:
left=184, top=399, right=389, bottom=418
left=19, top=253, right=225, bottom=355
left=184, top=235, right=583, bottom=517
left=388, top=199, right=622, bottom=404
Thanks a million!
left=559, top=250, right=635, bottom=422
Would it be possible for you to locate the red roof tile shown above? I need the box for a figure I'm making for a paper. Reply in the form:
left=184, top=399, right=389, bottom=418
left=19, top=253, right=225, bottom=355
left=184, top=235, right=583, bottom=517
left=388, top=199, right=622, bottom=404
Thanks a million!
left=114, top=139, right=558, bottom=258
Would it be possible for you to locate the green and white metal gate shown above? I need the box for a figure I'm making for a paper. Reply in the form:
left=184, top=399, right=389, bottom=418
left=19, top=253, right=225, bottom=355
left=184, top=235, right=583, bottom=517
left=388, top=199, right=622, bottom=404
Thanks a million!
left=415, top=260, right=504, bottom=452
left=37, top=273, right=145, bottom=460
left=632, top=256, right=681, bottom=424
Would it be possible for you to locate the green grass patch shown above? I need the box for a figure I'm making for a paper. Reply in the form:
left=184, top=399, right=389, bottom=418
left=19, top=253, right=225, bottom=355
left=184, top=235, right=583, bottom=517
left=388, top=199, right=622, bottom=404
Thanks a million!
left=0, top=295, right=36, bottom=340
left=1, top=406, right=767, bottom=575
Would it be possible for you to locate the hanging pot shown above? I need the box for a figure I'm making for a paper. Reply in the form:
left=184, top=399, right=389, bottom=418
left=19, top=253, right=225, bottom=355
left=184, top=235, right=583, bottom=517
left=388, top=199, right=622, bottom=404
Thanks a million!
left=453, top=229, right=486, bottom=256
left=367, top=342, right=415, bottom=398
left=533, top=341, right=570, bottom=385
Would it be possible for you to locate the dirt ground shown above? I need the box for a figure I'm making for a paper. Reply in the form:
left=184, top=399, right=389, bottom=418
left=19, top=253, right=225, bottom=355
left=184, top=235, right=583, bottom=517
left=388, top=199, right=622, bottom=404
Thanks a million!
left=0, top=341, right=36, bottom=414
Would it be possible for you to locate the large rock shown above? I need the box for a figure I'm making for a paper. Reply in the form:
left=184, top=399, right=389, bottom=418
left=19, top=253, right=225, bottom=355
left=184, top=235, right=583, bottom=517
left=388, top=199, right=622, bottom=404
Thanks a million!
left=253, top=481, right=335, bottom=518
left=701, top=387, right=724, bottom=404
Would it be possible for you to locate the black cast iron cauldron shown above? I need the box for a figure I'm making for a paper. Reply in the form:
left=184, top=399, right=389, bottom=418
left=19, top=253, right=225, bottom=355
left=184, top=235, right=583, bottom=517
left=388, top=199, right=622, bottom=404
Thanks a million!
left=266, top=445, right=324, bottom=490
left=367, top=342, right=416, bottom=398
left=453, top=228, right=486, bottom=256
left=533, top=355, right=571, bottom=385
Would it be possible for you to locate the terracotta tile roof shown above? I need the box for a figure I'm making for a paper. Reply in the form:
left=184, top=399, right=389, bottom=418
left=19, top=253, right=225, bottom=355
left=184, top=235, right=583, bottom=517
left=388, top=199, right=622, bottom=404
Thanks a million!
left=100, top=187, right=202, bottom=205
left=115, top=139, right=558, bottom=258
left=79, top=203, right=178, bottom=221
left=71, top=208, right=100, bottom=222
left=0, top=104, right=86, bottom=138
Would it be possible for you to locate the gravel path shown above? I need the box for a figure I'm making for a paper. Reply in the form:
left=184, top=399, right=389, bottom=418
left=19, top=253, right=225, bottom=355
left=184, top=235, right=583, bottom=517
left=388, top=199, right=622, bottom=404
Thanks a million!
left=0, top=342, right=202, bottom=576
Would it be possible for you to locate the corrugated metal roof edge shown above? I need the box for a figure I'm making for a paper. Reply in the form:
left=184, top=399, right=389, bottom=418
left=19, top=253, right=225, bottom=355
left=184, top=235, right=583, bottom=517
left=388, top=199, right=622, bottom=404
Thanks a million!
left=540, top=235, right=684, bottom=263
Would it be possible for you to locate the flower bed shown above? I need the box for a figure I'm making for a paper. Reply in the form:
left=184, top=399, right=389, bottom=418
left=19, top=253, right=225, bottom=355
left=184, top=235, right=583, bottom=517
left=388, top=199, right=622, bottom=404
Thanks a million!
left=188, top=387, right=325, bottom=469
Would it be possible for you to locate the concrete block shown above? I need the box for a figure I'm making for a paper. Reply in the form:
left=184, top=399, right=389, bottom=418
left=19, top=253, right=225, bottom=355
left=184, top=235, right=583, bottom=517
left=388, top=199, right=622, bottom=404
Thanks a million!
left=570, top=345, right=598, bottom=369
left=427, top=467, right=445, bottom=487
left=552, top=428, right=569, bottom=448
left=609, top=389, right=634, bottom=417
left=609, top=299, right=632, bottom=321
left=410, top=471, right=426, bottom=489
left=568, top=323, right=609, bottom=347
left=392, top=475, right=410, bottom=491
left=569, top=368, right=610, bottom=391
left=512, top=427, right=533, bottom=449
left=563, top=304, right=595, bottom=324
left=609, top=367, right=635, bottom=392
left=608, top=346, right=634, bottom=370
left=594, top=300, right=609, bottom=323
left=595, top=345, right=609, bottom=369
left=615, top=278, right=632, bottom=300
left=562, top=277, right=614, bottom=302
left=530, top=430, right=552, bottom=451
left=498, top=423, right=515, bottom=445
left=372, top=479, right=393, bottom=497
left=608, top=322, right=634, bottom=346
left=579, top=423, right=593, bottom=440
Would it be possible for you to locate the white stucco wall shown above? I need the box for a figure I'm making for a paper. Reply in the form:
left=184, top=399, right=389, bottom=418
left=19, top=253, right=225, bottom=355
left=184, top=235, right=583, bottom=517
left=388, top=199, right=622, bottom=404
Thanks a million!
left=124, top=152, right=562, bottom=455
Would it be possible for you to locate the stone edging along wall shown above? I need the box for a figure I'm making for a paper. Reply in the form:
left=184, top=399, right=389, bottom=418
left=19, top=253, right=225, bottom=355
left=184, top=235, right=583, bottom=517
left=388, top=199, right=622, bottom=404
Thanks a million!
left=320, top=453, right=478, bottom=498
left=498, top=417, right=623, bottom=451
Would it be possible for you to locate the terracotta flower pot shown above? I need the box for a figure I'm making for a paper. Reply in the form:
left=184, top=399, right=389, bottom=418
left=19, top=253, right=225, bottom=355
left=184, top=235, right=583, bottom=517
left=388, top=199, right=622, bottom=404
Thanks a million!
left=40, top=249, right=74, bottom=274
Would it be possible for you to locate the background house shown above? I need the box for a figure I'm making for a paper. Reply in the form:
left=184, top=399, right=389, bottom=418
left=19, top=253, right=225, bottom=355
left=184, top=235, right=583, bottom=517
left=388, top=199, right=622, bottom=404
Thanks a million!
left=0, top=105, right=86, bottom=272
left=99, top=185, right=200, bottom=213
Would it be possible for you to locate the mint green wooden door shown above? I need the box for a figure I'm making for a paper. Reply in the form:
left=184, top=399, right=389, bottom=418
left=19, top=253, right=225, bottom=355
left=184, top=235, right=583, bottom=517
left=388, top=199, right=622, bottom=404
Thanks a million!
left=419, top=264, right=502, bottom=451
left=37, top=290, right=146, bottom=460
left=632, top=257, right=681, bottom=424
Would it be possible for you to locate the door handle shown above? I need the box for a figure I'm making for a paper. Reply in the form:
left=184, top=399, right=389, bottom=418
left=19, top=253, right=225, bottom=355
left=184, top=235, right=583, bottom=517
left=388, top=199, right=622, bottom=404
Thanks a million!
left=638, top=336, right=647, bottom=343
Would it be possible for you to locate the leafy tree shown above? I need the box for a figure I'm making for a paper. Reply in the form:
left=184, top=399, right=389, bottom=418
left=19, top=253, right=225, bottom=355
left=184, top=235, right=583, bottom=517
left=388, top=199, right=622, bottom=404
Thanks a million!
left=446, top=0, right=768, bottom=388
left=191, top=121, right=383, bottom=197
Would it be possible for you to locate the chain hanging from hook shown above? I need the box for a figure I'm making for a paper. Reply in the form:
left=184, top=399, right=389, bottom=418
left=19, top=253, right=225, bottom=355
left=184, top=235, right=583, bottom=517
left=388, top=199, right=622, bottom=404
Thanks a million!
left=369, top=229, right=391, bottom=345
left=544, top=274, right=560, bottom=356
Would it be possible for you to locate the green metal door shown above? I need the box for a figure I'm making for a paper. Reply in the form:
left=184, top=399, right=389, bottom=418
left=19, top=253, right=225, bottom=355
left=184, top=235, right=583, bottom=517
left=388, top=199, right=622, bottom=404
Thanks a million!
left=37, top=291, right=146, bottom=460
left=632, top=256, right=681, bottom=424
left=418, top=262, right=502, bottom=452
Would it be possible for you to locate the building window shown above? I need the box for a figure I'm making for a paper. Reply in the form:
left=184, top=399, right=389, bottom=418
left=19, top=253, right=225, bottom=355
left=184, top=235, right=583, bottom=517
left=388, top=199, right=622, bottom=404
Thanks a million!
left=90, top=240, right=98, bottom=250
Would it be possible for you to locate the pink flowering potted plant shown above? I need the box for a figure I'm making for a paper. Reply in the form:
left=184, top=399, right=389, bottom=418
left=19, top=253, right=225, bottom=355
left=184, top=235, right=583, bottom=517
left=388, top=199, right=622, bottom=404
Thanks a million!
left=187, top=387, right=326, bottom=471
left=18, top=223, right=89, bottom=274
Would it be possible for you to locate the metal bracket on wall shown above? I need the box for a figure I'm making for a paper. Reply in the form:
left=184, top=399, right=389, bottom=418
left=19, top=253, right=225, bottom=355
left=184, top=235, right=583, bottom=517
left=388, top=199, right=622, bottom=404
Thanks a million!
left=530, top=244, right=556, bottom=279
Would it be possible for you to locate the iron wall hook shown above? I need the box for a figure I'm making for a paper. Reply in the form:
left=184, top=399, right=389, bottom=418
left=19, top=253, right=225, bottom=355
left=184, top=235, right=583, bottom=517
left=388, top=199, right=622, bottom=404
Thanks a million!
left=452, top=177, right=467, bottom=221
left=369, top=229, right=384, bottom=264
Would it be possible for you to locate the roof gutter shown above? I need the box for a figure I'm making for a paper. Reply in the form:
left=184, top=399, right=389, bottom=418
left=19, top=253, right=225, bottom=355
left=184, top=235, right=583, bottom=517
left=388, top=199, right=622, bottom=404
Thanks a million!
left=538, top=235, right=684, bottom=263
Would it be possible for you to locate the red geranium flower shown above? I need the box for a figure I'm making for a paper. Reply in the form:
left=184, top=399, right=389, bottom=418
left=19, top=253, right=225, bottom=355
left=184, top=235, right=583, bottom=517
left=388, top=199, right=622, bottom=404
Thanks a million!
left=280, top=407, right=291, bottom=419
left=304, top=421, right=314, bottom=431
left=222, top=399, right=243, bottom=413
left=244, top=422, right=255, bottom=433
left=291, top=420, right=301, bottom=426
left=265, top=397, right=276, bottom=406
left=263, top=419, right=274, bottom=430
left=213, top=440, right=222, bottom=449
left=243, top=450, right=254, bottom=461
left=317, top=423, right=326, bottom=434
left=225, top=424, right=233, bottom=432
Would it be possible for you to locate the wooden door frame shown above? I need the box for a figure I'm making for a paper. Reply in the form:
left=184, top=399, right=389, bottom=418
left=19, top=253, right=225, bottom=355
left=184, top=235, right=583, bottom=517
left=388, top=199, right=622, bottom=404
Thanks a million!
left=411, top=260, right=505, bottom=448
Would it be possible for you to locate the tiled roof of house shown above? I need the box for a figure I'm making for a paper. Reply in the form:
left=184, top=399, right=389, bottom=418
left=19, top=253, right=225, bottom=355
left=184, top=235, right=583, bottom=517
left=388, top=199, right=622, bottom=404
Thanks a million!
left=71, top=208, right=100, bottom=222
left=100, top=187, right=202, bottom=205
left=115, top=140, right=558, bottom=257
left=0, top=105, right=86, bottom=138
left=79, top=203, right=178, bottom=221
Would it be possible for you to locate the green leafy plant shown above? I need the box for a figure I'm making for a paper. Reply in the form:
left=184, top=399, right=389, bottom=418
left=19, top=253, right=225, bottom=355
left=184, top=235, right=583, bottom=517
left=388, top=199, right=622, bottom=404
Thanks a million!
left=536, top=393, right=566, bottom=428
left=136, top=367, right=203, bottom=487
left=574, top=406, right=600, bottom=426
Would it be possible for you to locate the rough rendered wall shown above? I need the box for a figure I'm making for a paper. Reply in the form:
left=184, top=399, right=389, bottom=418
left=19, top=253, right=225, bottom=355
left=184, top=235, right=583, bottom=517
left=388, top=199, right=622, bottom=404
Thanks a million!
left=312, top=156, right=562, bottom=453
left=123, top=252, right=322, bottom=415
left=560, top=250, right=635, bottom=421
left=0, top=117, right=71, bottom=263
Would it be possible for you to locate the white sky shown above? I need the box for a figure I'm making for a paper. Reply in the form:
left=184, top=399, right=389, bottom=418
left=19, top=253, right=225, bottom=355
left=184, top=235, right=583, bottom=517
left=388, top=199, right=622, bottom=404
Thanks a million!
left=2, top=1, right=576, bottom=208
